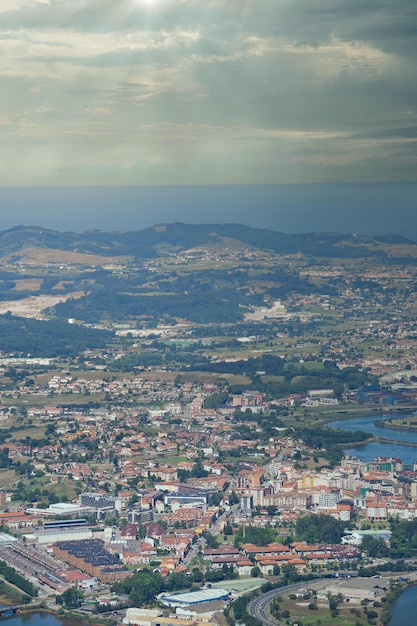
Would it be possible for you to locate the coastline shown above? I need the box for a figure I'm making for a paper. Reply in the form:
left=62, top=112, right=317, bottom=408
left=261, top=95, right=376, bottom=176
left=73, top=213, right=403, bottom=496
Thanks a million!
left=317, top=406, right=417, bottom=449
left=375, top=417, right=417, bottom=433
left=385, top=581, right=417, bottom=626
left=362, top=435, right=417, bottom=448
left=318, top=405, right=417, bottom=426
left=6, top=603, right=114, bottom=626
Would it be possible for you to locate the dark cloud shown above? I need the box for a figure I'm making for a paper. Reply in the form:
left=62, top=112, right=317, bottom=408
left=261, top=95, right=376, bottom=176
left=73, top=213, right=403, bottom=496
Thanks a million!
left=0, top=0, right=416, bottom=185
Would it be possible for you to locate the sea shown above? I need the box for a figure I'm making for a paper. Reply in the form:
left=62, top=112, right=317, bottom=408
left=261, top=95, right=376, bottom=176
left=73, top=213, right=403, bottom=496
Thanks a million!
left=0, top=183, right=416, bottom=238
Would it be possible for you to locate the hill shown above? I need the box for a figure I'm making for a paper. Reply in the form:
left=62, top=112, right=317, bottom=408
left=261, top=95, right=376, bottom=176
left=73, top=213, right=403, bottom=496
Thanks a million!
left=0, top=223, right=415, bottom=331
left=0, top=223, right=415, bottom=263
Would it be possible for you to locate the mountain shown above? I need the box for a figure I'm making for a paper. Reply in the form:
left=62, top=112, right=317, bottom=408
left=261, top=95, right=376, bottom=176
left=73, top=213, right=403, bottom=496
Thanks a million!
left=0, top=223, right=415, bottom=261
left=0, top=223, right=415, bottom=350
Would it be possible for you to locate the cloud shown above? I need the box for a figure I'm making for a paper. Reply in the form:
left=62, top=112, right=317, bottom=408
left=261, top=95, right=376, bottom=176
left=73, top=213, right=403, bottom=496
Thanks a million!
left=0, top=0, right=416, bottom=185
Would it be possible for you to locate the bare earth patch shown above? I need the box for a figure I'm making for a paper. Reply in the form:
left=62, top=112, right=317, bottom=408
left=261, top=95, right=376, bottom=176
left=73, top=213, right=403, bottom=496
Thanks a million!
left=0, top=291, right=85, bottom=319
left=2, top=246, right=133, bottom=266
left=12, top=279, right=43, bottom=291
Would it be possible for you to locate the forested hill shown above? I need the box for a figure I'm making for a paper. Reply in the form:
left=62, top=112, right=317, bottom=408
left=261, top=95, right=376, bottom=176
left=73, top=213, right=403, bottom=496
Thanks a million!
left=0, top=223, right=415, bottom=260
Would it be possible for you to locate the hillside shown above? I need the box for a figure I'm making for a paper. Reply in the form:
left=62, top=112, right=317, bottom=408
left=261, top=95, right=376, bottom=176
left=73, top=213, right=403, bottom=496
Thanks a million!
left=0, top=223, right=415, bottom=332
left=0, top=223, right=415, bottom=263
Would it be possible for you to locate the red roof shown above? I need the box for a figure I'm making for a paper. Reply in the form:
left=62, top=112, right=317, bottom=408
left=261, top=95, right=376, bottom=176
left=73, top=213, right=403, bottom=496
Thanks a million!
left=61, top=570, right=91, bottom=582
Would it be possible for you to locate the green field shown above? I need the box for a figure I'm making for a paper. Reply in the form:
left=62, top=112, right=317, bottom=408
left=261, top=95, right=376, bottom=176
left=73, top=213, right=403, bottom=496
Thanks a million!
left=275, top=595, right=383, bottom=626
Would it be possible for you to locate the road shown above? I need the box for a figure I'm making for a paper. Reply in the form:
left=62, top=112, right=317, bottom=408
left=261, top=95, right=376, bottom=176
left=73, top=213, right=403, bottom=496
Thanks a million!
left=182, top=504, right=240, bottom=566
left=247, top=582, right=311, bottom=626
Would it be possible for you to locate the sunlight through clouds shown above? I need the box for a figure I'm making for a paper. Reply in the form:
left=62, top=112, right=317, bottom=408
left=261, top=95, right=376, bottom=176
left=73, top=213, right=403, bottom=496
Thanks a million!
left=0, top=0, right=416, bottom=185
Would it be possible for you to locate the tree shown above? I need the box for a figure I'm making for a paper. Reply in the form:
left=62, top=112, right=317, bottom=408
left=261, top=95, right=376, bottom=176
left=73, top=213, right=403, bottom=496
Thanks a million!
left=60, top=586, right=84, bottom=608
left=165, top=571, right=190, bottom=591
left=281, top=563, right=297, bottom=581
left=112, top=569, right=164, bottom=606
left=209, top=492, right=224, bottom=507
left=191, top=459, right=208, bottom=479
left=138, top=524, right=147, bottom=539
left=229, top=491, right=240, bottom=505
left=192, top=568, right=204, bottom=583
left=0, top=449, right=10, bottom=469
left=295, top=513, right=344, bottom=544
left=203, top=531, right=219, bottom=549
left=361, top=535, right=389, bottom=558
left=327, top=592, right=343, bottom=613
left=235, top=525, right=277, bottom=547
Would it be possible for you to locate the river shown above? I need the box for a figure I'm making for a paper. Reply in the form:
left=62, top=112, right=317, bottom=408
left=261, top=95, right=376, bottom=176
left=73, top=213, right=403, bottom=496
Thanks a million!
left=2, top=614, right=89, bottom=626
left=323, top=413, right=417, bottom=622
left=326, top=413, right=417, bottom=463
left=4, top=413, right=416, bottom=626
left=388, top=585, right=417, bottom=625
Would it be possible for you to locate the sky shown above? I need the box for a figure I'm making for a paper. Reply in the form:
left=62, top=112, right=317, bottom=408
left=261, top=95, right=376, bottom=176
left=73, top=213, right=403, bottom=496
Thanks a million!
left=0, top=1, right=416, bottom=235
left=1, top=183, right=417, bottom=240
left=1, top=0, right=417, bottom=188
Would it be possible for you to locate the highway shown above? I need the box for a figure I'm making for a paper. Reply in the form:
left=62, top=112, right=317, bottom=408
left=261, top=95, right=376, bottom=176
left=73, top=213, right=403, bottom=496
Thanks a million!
left=247, top=581, right=310, bottom=626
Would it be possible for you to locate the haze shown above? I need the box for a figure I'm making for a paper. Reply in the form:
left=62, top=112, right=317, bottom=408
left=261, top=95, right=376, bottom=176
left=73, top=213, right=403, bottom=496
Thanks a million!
left=0, top=1, right=416, bottom=232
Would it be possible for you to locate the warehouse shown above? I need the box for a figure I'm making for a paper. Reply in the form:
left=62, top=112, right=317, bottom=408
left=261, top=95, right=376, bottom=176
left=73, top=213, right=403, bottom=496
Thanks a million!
left=53, top=538, right=129, bottom=582
left=35, top=527, right=93, bottom=544
left=160, top=588, right=229, bottom=608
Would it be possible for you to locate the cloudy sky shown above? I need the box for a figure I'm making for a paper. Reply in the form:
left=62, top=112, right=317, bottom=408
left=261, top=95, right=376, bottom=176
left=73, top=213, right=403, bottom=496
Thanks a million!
left=1, top=0, right=417, bottom=188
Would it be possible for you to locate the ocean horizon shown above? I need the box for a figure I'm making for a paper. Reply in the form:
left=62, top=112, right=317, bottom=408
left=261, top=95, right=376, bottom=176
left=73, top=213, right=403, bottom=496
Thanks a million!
left=0, top=182, right=416, bottom=240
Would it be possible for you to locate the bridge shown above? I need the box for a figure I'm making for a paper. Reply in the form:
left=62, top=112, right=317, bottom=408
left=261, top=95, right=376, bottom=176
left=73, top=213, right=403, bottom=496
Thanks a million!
left=0, top=605, right=24, bottom=618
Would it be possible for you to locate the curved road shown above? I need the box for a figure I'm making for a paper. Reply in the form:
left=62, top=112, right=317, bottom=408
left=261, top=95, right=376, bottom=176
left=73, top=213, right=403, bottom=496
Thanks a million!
left=248, top=582, right=310, bottom=626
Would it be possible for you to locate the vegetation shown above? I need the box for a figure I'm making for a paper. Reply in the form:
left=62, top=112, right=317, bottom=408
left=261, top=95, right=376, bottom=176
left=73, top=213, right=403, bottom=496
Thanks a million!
left=234, top=525, right=278, bottom=547
left=56, top=586, right=85, bottom=609
left=360, top=535, right=390, bottom=558
left=296, top=426, right=369, bottom=466
left=0, top=580, right=31, bottom=604
left=111, top=568, right=194, bottom=606
left=1, top=223, right=399, bottom=260
left=358, top=560, right=412, bottom=577
left=225, top=593, right=263, bottom=626
left=380, top=581, right=406, bottom=625
left=295, top=514, right=345, bottom=544
left=389, top=518, right=417, bottom=557
left=0, top=313, right=113, bottom=357
left=0, top=560, right=37, bottom=597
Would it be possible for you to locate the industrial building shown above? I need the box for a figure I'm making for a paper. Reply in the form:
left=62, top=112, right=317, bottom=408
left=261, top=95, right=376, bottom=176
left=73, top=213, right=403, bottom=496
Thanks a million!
left=26, top=502, right=94, bottom=517
left=123, top=609, right=216, bottom=626
left=160, top=588, right=229, bottom=608
left=33, top=527, right=93, bottom=545
left=53, top=538, right=129, bottom=583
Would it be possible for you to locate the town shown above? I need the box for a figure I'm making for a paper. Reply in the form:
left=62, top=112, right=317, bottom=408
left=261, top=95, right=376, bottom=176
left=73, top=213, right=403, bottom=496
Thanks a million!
left=0, top=225, right=417, bottom=626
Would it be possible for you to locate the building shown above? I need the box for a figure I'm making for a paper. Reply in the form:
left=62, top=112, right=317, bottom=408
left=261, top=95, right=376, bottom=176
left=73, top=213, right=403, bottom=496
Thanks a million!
left=80, top=492, right=120, bottom=517
left=35, top=527, right=93, bottom=545
left=160, top=588, right=229, bottom=608
left=123, top=610, right=216, bottom=626
left=53, top=538, right=129, bottom=583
